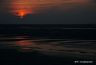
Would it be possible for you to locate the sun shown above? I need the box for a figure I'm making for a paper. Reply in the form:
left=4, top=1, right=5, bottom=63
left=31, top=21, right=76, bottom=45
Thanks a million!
left=10, top=0, right=34, bottom=18
left=17, top=10, right=27, bottom=18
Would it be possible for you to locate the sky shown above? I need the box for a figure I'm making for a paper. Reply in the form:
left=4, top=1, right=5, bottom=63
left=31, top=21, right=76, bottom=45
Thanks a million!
left=0, top=0, right=96, bottom=24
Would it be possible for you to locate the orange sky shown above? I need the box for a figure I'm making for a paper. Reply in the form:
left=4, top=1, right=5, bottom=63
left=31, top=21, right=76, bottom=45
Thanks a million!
left=0, top=0, right=94, bottom=17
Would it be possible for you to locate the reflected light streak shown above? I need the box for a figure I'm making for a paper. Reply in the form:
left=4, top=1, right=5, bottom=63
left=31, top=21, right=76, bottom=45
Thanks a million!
left=16, top=40, right=32, bottom=52
left=16, top=40, right=32, bottom=47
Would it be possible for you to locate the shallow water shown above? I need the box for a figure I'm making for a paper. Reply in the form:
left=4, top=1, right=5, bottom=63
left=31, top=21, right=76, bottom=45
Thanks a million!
left=0, top=36, right=96, bottom=57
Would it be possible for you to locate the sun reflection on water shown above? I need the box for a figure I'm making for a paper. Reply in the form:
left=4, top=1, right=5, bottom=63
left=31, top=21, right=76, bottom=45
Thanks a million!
left=16, top=40, right=33, bottom=52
